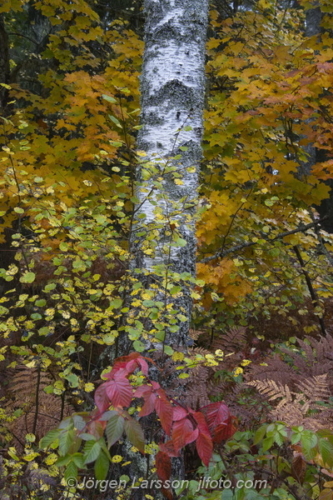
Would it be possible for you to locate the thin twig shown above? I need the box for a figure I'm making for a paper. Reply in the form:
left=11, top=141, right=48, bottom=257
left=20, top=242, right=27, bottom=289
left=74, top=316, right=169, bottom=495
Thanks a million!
left=293, top=244, right=326, bottom=336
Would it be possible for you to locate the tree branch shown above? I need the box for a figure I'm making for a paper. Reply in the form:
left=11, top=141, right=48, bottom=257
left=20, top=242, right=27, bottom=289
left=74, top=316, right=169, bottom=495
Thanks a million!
left=199, top=216, right=328, bottom=264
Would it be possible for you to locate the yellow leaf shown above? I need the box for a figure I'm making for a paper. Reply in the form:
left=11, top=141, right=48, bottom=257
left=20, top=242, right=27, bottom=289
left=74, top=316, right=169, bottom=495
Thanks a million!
left=84, top=383, right=95, bottom=392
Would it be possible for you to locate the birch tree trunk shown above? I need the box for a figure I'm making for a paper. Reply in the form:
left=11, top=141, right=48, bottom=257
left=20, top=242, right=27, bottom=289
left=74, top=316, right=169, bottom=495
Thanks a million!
left=131, top=0, right=209, bottom=348
left=112, top=2, right=209, bottom=496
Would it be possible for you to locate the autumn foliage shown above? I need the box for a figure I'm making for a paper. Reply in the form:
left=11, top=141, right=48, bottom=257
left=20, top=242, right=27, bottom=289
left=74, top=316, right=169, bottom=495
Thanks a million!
left=1, top=0, right=333, bottom=499
left=92, top=352, right=235, bottom=473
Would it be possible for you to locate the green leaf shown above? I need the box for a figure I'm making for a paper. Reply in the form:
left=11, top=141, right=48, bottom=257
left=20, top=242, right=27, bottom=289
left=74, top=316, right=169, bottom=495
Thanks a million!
left=133, top=340, right=145, bottom=352
left=44, top=283, right=56, bottom=292
left=95, top=450, right=110, bottom=481
left=318, top=438, right=333, bottom=468
left=14, top=207, right=24, bottom=214
left=102, top=94, right=117, bottom=103
left=65, top=461, right=78, bottom=483
left=65, top=373, right=79, bottom=388
left=106, top=415, right=125, bottom=448
left=128, top=327, right=140, bottom=340
left=164, top=346, right=174, bottom=356
left=55, top=455, right=72, bottom=467
left=274, top=431, right=285, bottom=446
left=124, top=418, right=145, bottom=453
left=84, top=440, right=101, bottom=464
left=174, top=237, right=187, bottom=247
left=301, top=431, right=318, bottom=460
left=38, top=326, right=50, bottom=336
left=40, top=429, right=60, bottom=449
left=59, top=429, right=75, bottom=456
left=59, top=242, right=69, bottom=251
left=262, top=436, right=274, bottom=452
left=73, top=415, right=87, bottom=431
left=35, top=299, right=46, bottom=307
left=71, top=453, right=85, bottom=468
left=20, top=272, right=36, bottom=284
left=108, top=114, right=122, bottom=128
left=253, top=425, right=267, bottom=445
left=99, top=410, right=118, bottom=421
left=79, top=433, right=96, bottom=441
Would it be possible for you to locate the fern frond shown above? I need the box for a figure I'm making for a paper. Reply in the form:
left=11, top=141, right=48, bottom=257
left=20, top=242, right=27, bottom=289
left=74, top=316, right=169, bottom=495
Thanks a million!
left=212, top=327, right=247, bottom=353
left=247, top=379, right=293, bottom=404
left=296, top=374, right=330, bottom=406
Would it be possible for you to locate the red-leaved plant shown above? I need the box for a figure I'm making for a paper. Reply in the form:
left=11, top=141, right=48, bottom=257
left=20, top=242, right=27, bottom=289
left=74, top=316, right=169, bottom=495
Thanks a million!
left=92, top=352, right=236, bottom=480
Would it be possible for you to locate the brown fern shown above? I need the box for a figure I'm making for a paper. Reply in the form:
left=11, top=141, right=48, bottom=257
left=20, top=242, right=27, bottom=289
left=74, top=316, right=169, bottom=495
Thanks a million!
left=4, top=364, right=72, bottom=449
left=247, top=374, right=333, bottom=430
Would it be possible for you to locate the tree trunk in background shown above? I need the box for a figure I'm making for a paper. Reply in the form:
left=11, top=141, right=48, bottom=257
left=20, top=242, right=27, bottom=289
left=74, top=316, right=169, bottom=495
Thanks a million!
left=0, top=14, right=10, bottom=112
left=297, top=2, right=322, bottom=178
left=133, top=0, right=209, bottom=347
left=305, top=1, right=322, bottom=38
left=299, top=3, right=333, bottom=232
left=0, top=15, right=15, bottom=294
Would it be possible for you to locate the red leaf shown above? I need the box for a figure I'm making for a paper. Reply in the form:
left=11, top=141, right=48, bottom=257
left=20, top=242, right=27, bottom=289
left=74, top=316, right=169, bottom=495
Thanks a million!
left=94, top=384, right=109, bottom=414
left=201, top=402, right=237, bottom=442
left=161, top=487, right=174, bottom=500
left=112, top=353, right=152, bottom=377
left=134, top=385, right=157, bottom=417
left=172, top=418, right=199, bottom=452
left=159, top=440, right=179, bottom=458
left=213, top=417, right=237, bottom=443
left=173, top=406, right=188, bottom=421
left=200, top=402, right=230, bottom=431
left=140, top=391, right=157, bottom=417
left=137, top=357, right=149, bottom=376
left=155, top=395, right=173, bottom=435
left=193, top=412, right=211, bottom=436
left=196, top=430, right=213, bottom=467
left=111, top=352, right=141, bottom=376
left=134, top=385, right=151, bottom=398
left=105, top=371, right=133, bottom=407
left=193, top=412, right=213, bottom=466
left=125, top=359, right=139, bottom=374
left=156, top=451, right=172, bottom=481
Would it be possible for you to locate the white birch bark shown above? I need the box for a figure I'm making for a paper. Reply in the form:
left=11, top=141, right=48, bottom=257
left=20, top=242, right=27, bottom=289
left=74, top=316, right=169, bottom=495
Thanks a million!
left=132, top=0, right=209, bottom=347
